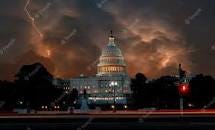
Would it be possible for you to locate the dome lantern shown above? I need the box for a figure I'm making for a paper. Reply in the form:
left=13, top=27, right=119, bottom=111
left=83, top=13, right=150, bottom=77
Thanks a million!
left=108, top=30, right=115, bottom=46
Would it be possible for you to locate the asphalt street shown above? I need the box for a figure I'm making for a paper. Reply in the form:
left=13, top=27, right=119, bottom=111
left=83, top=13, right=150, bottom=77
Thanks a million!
left=1, top=111, right=215, bottom=130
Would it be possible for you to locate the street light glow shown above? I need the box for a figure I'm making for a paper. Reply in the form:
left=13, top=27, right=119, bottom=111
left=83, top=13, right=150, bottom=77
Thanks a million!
left=110, top=81, right=118, bottom=86
left=111, top=105, right=115, bottom=109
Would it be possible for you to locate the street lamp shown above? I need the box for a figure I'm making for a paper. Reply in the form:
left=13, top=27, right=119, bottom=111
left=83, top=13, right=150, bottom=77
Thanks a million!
left=124, top=105, right=128, bottom=109
left=110, top=81, right=118, bottom=112
left=111, top=105, right=115, bottom=109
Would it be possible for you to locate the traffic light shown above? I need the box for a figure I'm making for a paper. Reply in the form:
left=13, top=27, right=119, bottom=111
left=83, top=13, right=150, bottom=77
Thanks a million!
left=179, top=84, right=189, bottom=96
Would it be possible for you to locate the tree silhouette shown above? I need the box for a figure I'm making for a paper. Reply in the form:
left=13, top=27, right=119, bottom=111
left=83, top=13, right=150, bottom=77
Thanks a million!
left=13, top=63, right=63, bottom=109
left=189, top=74, right=215, bottom=108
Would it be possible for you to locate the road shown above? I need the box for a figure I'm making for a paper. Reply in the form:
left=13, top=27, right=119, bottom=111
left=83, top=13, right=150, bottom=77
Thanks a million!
left=1, top=110, right=215, bottom=130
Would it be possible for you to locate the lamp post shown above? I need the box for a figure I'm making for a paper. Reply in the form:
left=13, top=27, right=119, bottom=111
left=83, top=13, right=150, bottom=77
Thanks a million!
left=110, top=81, right=118, bottom=112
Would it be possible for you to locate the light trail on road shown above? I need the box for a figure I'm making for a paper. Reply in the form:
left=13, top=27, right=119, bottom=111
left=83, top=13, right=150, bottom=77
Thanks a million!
left=2, top=109, right=215, bottom=119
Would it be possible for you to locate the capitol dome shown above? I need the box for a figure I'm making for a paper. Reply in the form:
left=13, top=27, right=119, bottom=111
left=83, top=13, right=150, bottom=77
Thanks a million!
left=101, top=41, right=123, bottom=57
left=97, top=31, right=127, bottom=76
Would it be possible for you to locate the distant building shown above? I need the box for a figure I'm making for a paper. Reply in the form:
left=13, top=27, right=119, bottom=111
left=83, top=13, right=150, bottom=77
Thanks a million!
left=53, top=31, right=131, bottom=105
left=178, top=64, right=192, bottom=83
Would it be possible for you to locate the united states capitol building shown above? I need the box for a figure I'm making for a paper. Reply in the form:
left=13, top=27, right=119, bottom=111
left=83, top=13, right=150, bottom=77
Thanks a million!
left=53, top=32, right=131, bottom=105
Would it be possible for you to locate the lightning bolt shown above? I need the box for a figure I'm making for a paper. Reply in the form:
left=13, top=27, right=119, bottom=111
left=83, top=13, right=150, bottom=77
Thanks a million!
left=24, top=0, right=44, bottom=38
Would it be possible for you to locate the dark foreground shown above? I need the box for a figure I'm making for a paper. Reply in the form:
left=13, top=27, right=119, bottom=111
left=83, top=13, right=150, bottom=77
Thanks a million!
left=1, top=112, right=215, bottom=130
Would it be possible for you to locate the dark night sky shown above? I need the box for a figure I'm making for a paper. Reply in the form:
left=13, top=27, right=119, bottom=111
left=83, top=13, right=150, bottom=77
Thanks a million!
left=0, top=0, right=215, bottom=80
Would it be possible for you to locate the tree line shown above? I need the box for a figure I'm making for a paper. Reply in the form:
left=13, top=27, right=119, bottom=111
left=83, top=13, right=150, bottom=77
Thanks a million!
left=131, top=73, right=215, bottom=109
left=0, top=62, right=215, bottom=110
left=0, top=63, right=78, bottom=111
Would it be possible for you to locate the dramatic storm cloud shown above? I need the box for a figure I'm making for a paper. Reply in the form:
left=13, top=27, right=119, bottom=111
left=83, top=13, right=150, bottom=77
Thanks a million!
left=102, top=2, right=193, bottom=77
left=0, top=0, right=215, bottom=80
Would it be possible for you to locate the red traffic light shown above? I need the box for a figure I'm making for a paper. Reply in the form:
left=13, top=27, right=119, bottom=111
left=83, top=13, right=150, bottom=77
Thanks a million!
left=179, top=84, right=189, bottom=95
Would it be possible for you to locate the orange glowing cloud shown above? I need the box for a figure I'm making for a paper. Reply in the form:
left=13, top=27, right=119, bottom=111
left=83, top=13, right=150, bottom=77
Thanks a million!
left=27, top=0, right=194, bottom=79
left=103, top=6, right=193, bottom=78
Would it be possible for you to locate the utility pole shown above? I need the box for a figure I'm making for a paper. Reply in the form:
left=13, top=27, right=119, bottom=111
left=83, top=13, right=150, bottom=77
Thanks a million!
left=110, top=81, right=117, bottom=112
left=178, top=64, right=189, bottom=115
left=114, top=82, right=116, bottom=112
